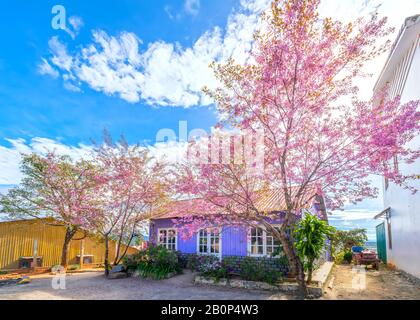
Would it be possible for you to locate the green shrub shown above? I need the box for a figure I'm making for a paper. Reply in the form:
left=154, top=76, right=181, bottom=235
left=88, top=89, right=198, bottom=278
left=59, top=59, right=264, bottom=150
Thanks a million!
left=334, top=251, right=353, bottom=264
left=238, top=257, right=283, bottom=285
left=137, top=262, right=177, bottom=280
left=187, top=254, right=219, bottom=272
left=334, top=251, right=345, bottom=264
left=271, top=246, right=286, bottom=258
left=67, top=264, right=80, bottom=271
left=276, top=254, right=289, bottom=267
left=294, top=213, right=335, bottom=283
left=221, top=256, right=241, bottom=274
left=123, top=254, right=138, bottom=270
left=124, top=245, right=181, bottom=280
left=330, top=229, right=368, bottom=257
left=343, top=251, right=353, bottom=264
left=199, top=259, right=228, bottom=281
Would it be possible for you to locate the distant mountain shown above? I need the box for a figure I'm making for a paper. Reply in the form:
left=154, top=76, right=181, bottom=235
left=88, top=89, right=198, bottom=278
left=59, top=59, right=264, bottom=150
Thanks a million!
left=365, top=241, right=377, bottom=250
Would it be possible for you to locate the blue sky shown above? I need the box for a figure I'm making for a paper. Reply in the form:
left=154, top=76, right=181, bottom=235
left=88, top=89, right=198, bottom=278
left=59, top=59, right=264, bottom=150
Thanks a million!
left=0, top=0, right=224, bottom=146
left=1, top=0, right=419, bottom=239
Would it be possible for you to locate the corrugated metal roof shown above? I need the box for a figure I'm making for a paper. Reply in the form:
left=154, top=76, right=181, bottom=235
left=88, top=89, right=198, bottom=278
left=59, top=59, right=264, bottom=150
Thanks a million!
left=154, top=186, right=319, bottom=219
left=254, top=185, right=317, bottom=212
left=155, top=198, right=214, bottom=219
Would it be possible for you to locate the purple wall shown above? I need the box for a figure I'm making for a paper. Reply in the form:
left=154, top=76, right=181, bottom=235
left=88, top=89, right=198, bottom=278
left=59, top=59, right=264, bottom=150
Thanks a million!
left=150, top=218, right=198, bottom=254
left=149, top=218, right=248, bottom=256
left=221, top=226, right=248, bottom=256
left=149, top=204, right=327, bottom=258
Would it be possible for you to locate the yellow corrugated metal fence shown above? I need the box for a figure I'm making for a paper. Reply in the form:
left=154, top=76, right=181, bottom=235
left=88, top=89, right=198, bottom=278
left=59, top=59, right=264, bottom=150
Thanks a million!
left=0, top=219, right=138, bottom=270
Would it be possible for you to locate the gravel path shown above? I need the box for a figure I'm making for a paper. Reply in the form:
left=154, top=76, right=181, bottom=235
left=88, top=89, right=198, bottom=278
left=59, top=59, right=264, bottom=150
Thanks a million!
left=2, top=265, right=419, bottom=300
left=0, top=270, right=292, bottom=300
left=323, top=264, right=420, bottom=300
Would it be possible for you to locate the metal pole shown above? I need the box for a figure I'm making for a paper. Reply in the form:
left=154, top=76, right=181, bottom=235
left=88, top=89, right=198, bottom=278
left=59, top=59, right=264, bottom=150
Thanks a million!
left=80, top=239, right=85, bottom=269
left=33, top=239, right=38, bottom=271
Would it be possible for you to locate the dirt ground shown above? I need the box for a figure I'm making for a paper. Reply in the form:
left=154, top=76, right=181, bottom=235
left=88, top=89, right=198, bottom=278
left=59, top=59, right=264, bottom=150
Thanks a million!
left=323, top=264, right=420, bottom=300
left=1, top=265, right=419, bottom=300
left=0, top=270, right=292, bottom=300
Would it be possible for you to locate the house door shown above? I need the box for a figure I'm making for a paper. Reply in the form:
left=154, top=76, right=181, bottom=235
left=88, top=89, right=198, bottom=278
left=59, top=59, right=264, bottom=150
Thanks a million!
left=376, top=222, right=387, bottom=264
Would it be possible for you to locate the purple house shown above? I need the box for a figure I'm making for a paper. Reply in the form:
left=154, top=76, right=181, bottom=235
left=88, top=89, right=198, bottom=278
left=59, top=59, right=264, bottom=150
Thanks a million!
left=149, top=188, right=328, bottom=266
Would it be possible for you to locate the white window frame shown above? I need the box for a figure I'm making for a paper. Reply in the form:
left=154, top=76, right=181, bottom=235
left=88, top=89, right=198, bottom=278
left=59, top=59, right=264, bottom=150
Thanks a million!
left=196, top=227, right=222, bottom=257
left=157, top=228, right=177, bottom=251
left=247, top=225, right=282, bottom=257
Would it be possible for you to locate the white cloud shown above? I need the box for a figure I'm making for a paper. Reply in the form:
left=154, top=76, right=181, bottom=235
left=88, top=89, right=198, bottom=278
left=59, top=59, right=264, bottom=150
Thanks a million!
left=0, top=136, right=190, bottom=185
left=318, top=0, right=420, bottom=28
left=40, top=0, right=269, bottom=107
left=65, top=15, right=84, bottom=40
left=318, top=0, right=420, bottom=100
left=0, top=133, right=382, bottom=239
left=69, top=16, right=84, bottom=32
left=48, top=36, right=74, bottom=72
left=0, top=141, right=25, bottom=185
left=329, top=209, right=381, bottom=241
left=148, top=140, right=189, bottom=164
left=38, top=58, right=59, bottom=78
left=0, top=138, right=92, bottom=185
left=40, top=0, right=419, bottom=107
left=63, top=79, right=81, bottom=92
left=184, top=0, right=200, bottom=16
left=329, top=209, right=379, bottom=221
left=164, top=5, right=175, bottom=20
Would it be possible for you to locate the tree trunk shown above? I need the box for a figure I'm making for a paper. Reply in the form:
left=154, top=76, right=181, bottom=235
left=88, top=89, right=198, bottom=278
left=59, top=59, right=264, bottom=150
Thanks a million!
left=114, top=232, right=136, bottom=266
left=306, top=259, right=314, bottom=285
left=113, top=235, right=123, bottom=266
left=282, top=240, right=308, bottom=298
left=114, top=224, right=137, bottom=265
left=262, top=220, right=308, bottom=298
left=61, top=227, right=76, bottom=268
left=104, top=234, right=110, bottom=277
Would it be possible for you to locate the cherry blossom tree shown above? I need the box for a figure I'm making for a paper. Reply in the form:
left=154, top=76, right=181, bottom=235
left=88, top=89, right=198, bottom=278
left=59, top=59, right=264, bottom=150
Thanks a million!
left=175, top=0, right=420, bottom=297
left=0, top=153, right=101, bottom=267
left=91, top=136, right=170, bottom=276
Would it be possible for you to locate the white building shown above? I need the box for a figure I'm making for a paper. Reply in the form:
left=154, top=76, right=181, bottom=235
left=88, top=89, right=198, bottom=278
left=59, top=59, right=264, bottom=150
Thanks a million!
left=374, top=15, right=420, bottom=280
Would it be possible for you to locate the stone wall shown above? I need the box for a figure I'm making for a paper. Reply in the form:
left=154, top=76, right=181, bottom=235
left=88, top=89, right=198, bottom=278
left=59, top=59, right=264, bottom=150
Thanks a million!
left=223, top=255, right=290, bottom=275
left=177, top=252, right=290, bottom=276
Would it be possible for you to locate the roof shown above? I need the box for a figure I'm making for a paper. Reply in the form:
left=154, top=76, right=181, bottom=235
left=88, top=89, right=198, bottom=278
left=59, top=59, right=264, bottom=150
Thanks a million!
left=374, top=207, right=391, bottom=220
left=0, top=217, right=63, bottom=226
left=374, top=14, right=420, bottom=92
left=153, top=186, right=320, bottom=220
left=254, top=186, right=318, bottom=212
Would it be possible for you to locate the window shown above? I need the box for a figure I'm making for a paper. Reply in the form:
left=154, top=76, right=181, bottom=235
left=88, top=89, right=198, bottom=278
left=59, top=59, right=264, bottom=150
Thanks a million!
left=249, top=226, right=282, bottom=257
left=197, top=228, right=221, bottom=255
left=158, top=228, right=177, bottom=251
left=266, top=230, right=282, bottom=255
left=250, top=227, right=263, bottom=255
